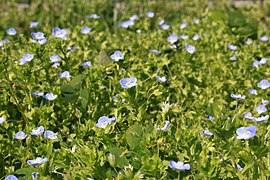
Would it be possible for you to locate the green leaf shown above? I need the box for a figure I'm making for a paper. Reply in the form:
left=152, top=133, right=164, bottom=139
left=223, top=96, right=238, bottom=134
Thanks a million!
left=15, top=168, right=40, bottom=180
left=81, top=88, right=89, bottom=110
left=125, top=124, right=143, bottom=150
left=107, top=147, right=129, bottom=168
left=98, top=50, right=112, bottom=66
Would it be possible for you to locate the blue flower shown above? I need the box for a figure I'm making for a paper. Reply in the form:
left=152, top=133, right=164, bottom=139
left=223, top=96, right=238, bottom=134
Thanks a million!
left=230, top=54, right=237, bottom=61
left=52, top=62, right=60, bottom=68
left=6, top=28, right=17, bottom=35
left=31, top=172, right=39, bottom=180
left=254, top=104, right=267, bottom=114
left=236, top=164, right=243, bottom=171
left=150, top=49, right=161, bottom=55
left=157, top=121, right=170, bottom=131
left=0, top=38, right=9, bottom=46
left=262, top=99, right=269, bottom=105
left=169, top=160, right=190, bottom=170
left=44, top=130, right=58, bottom=140
left=192, top=34, right=200, bottom=41
left=259, top=58, right=268, bottom=64
left=130, top=15, right=138, bottom=21
left=27, top=157, right=48, bottom=166
left=185, top=44, right=196, bottom=54
left=110, top=51, right=124, bottom=61
left=85, top=14, right=100, bottom=19
left=58, top=71, right=71, bottom=78
left=228, top=44, right=237, bottom=51
left=19, top=53, right=34, bottom=65
left=206, top=115, right=214, bottom=121
left=245, top=38, right=253, bottom=45
left=50, top=55, right=61, bottom=63
left=159, top=19, right=165, bottom=25
left=119, top=20, right=134, bottom=28
left=248, top=89, right=257, bottom=95
left=231, top=94, right=246, bottom=100
left=0, top=117, right=6, bottom=124
left=243, top=112, right=254, bottom=120
left=180, top=34, right=189, bottom=40
left=201, top=128, right=213, bottom=136
left=236, top=125, right=256, bottom=140
left=82, top=61, right=92, bottom=67
left=194, top=19, right=200, bottom=24
left=31, top=32, right=45, bottom=40
left=81, top=26, right=91, bottom=34
left=14, top=131, right=27, bottom=140
left=37, top=38, right=47, bottom=45
left=253, top=115, right=269, bottom=122
left=5, top=175, right=18, bottom=180
left=29, top=22, right=39, bottom=28
left=252, top=60, right=260, bottom=68
left=52, top=27, right=66, bottom=40
left=257, top=79, right=270, bottom=89
left=44, top=92, right=57, bottom=100
left=180, top=23, right=188, bottom=29
left=167, top=34, right=178, bottom=44
left=30, top=126, right=44, bottom=136
left=161, top=24, right=170, bottom=30
left=156, top=76, right=167, bottom=83
left=120, top=77, right=137, bottom=88
left=146, top=12, right=155, bottom=18
left=96, top=116, right=116, bottom=129
left=31, top=92, right=44, bottom=97
left=260, top=35, right=268, bottom=42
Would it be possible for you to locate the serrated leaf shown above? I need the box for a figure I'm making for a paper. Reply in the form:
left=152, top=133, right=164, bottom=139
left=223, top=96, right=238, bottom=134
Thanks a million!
left=125, top=124, right=143, bottom=150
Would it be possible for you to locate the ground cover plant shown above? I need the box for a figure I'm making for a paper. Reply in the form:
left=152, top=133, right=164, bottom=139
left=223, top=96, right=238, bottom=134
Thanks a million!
left=1, top=0, right=270, bottom=179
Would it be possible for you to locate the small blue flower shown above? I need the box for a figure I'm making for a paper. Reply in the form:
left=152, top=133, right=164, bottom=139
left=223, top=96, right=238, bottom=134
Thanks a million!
left=52, top=27, right=66, bottom=40
left=236, top=125, right=256, bottom=140
left=161, top=24, right=170, bottom=30
left=228, top=44, right=237, bottom=51
left=30, top=126, right=44, bottom=136
left=5, top=175, right=18, bottom=180
left=257, top=79, right=270, bottom=89
left=67, top=46, right=77, bottom=51
left=260, top=35, right=268, bottom=42
left=27, top=157, right=48, bottom=166
left=31, top=92, right=44, bottom=97
left=58, top=71, right=71, bottom=78
left=180, top=34, right=189, bottom=40
left=96, top=116, right=116, bottom=129
left=50, top=55, right=61, bottom=63
left=192, top=34, right=200, bottom=41
left=248, top=89, right=257, bottom=95
left=262, top=99, right=269, bottom=106
left=157, top=121, right=170, bottom=131
left=146, top=12, right=155, bottom=18
left=206, top=115, right=214, bottom=121
left=44, top=130, right=58, bottom=140
left=150, top=49, right=161, bottom=55
left=259, top=58, right=268, bottom=64
left=201, top=128, right=213, bottom=136
left=185, top=44, right=196, bottom=54
left=82, top=61, right=92, bottom=67
left=29, top=22, right=39, bottom=28
left=52, top=62, right=60, bottom=68
left=14, top=131, right=27, bottom=140
left=252, top=60, right=260, bottom=68
left=119, top=20, right=134, bottom=28
left=230, top=54, right=237, bottom=61
left=130, top=15, right=138, bottom=21
left=81, top=26, right=91, bottom=34
left=0, top=117, right=6, bottom=124
left=194, top=19, right=200, bottom=24
left=243, top=112, right=254, bottom=120
left=37, top=38, right=47, bottom=45
left=167, top=34, right=178, bottom=44
left=245, top=38, right=252, bottom=45
left=19, top=53, right=34, bottom=65
left=6, top=28, right=17, bottom=35
left=231, top=94, right=246, bottom=100
left=44, top=92, right=57, bottom=100
left=31, top=172, right=39, bottom=180
left=169, top=160, right=190, bottom=170
left=180, top=23, right=188, bottom=29
left=31, top=32, right=45, bottom=40
left=159, top=19, right=165, bottom=25
left=120, top=77, right=137, bottom=88
left=253, top=115, right=269, bottom=122
left=156, top=76, right=167, bottom=83
left=85, top=14, right=100, bottom=19
left=110, top=51, right=124, bottom=61
left=254, top=104, right=267, bottom=114
left=236, top=164, right=243, bottom=171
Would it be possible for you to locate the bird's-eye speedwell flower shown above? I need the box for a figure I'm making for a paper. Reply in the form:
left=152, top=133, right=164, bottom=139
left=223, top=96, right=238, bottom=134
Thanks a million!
left=44, top=92, right=57, bottom=100
left=185, top=44, right=195, bottom=54
left=156, top=76, right=167, bottom=83
left=30, top=126, right=44, bottom=136
left=52, top=27, right=66, bottom=40
left=228, top=44, right=237, bottom=51
left=236, top=125, right=256, bottom=140
left=254, top=104, right=267, bottom=114
left=157, top=121, right=170, bottom=131
left=201, top=128, right=213, bottom=136
left=96, top=116, right=116, bottom=129
left=44, top=130, right=58, bottom=140
left=120, top=77, right=137, bottom=88
left=81, top=26, right=91, bottom=34
left=110, top=51, right=124, bottom=61
left=169, top=160, right=190, bottom=170
left=253, top=115, right=269, bottom=122
left=14, top=131, right=27, bottom=140
left=27, top=157, right=48, bottom=166
left=231, top=94, right=246, bottom=100
left=6, top=28, right=17, bottom=35
left=257, top=79, right=270, bottom=90
left=5, top=175, right=18, bottom=180
left=260, top=35, right=268, bottom=42
left=58, top=71, right=71, bottom=78
left=167, top=34, right=178, bottom=44
left=0, top=117, right=6, bottom=124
